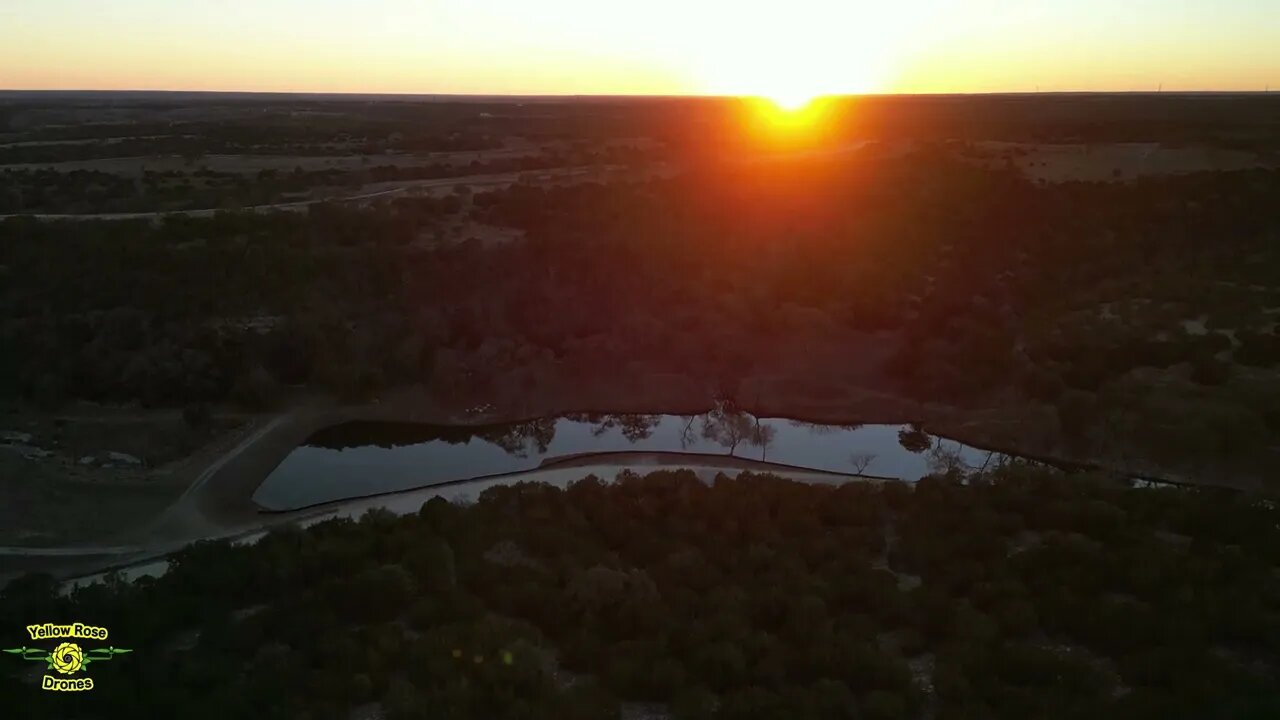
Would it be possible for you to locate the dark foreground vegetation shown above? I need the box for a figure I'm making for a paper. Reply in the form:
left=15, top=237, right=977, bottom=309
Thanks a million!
left=4, top=465, right=1278, bottom=718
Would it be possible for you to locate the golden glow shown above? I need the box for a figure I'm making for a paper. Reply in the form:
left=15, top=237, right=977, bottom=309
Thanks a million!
left=769, top=91, right=819, bottom=112
left=0, top=1, right=1274, bottom=93
left=751, top=96, right=824, bottom=127
left=695, top=26, right=897, bottom=100
left=740, top=96, right=838, bottom=151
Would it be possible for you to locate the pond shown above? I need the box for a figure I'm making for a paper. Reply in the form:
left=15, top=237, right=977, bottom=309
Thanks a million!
left=253, top=411, right=1007, bottom=511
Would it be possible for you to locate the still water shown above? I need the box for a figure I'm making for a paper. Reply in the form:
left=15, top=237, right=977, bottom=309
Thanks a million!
left=253, top=412, right=1004, bottom=511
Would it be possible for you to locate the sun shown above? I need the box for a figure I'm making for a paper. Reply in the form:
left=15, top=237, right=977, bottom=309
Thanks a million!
left=737, top=94, right=836, bottom=151
left=769, top=89, right=820, bottom=112
left=695, top=21, right=898, bottom=109
left=747, top=94, right=829, bottom=127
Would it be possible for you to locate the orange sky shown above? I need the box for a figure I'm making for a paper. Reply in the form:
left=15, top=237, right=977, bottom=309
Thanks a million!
left=2, top=1, right=1277, bottom=96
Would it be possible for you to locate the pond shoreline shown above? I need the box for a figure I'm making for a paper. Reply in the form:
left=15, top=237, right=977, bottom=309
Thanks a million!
left=256, top=448, right=901, bottom=516
left=0, top=390, right=1256, bottom=589
left=124, top=394, right=1254, bottom=546
left=45, top=455, right=895, bottom=592
left=253, top=410, right=1230, bottom=517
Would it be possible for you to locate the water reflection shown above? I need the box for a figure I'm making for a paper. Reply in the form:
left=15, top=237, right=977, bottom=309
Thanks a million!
left=699, top=405, right=775, bottom=456
left=787, top=420, right=865, bottom=434
left=255, top=412, right=1001, bottom=511
left=309, top=418, right=559, bottom=458
left=898, top=425, right=932, bottom=454
left=483, top=418, right=557, bottom=458
left=571, top=414, right=663, bottom=442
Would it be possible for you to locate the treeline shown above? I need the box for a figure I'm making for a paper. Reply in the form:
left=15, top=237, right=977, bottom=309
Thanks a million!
left=466, top=157, right=1280, bottom=469
left=0, top=105, right=511, bottom=161
left=0, top=207, right=440, bottom=405
left=0, top=167, right=357, bottom=214
left=3, top=154, right=1279, bottom=471
left=4, top=465, right=1278, bottom=718
left=0, top=150, right=630, bottom=213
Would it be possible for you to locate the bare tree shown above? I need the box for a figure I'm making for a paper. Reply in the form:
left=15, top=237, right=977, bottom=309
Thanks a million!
left=701, top=409, right=754, bottom=455
left=700, top=402, right=772, bottom=457
left=678, top=414, right=699, bottom=449
left=589, top=414, right=661, bottom=442
left=748, top=421, right=776, bottom=462
left=849, top=452, right=877, bottom=475
left=975, top=449, right=997, bottom=478
left=926, top=442, right=968, bottom=477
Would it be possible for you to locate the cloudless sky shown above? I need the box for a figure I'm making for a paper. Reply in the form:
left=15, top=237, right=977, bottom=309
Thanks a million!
left=2, top=0, right=1277, bottom=95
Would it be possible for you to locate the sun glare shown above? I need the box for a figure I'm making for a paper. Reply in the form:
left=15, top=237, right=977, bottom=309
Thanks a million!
left=770, top=90, right=818, bottom=112
left=750, top=95, right=828, bottom=128
left=738, top=94, right=837, bottom=151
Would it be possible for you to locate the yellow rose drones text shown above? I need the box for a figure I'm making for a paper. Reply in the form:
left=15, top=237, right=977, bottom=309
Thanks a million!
left=4, top=621, right=132, bottom=692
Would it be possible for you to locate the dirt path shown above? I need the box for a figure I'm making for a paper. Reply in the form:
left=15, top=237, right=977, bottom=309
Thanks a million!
left=171, top=414, right=288, bottom=508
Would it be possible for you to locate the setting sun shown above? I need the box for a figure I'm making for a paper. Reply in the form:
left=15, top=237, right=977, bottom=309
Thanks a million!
left=769, top=91, right=820, bottom=112
left=737, top=95, right=838, bottom=152
left=751, top=95, right=831, bottom=125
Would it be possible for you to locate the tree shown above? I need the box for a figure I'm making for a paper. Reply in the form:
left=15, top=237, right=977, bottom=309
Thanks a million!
left=232, top=364, right=281, bottom=409
left=383, top=676, right=425, bottom=720
left=555, top=681, right=622, bottom=720
left=862, top=690, right=908, bottom=720
left=926, top=443, right=967, bottom=478
left=1189, top=356, right=1231, bottom=386
left=1056, top=389, right=1097, bottom=444
left=690, top=641, right=747, bottom=691
left=671, top=686, right=717, bottom=720
left=850, top=452, right=877, bottom=474
left=897, top=426, right=933, bottom=454
left=588, top=414, right=662, bottom=442
left=182, top=402, right=213, bottom=429
left=700, top=405, right=772, bottom=456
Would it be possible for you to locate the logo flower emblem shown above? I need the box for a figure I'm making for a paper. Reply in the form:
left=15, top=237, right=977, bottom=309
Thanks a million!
left=51, top=642, right=83, bottom=674
left=5, top=623, right=133, bottom=692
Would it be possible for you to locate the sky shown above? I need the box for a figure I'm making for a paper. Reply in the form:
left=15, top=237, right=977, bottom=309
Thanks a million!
left=1, top=0, right=1277, bottom=96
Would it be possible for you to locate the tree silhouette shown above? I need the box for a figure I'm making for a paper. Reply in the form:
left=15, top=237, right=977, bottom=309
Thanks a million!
left=481, top=418, right=557, bottom=457
left=699, top=405, right=772, bottom=456
left=849, top=452, right=877, bottom=474
left=587, top=414, right=662, bottom=442
left=897, top=426, right=933, bottom=454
